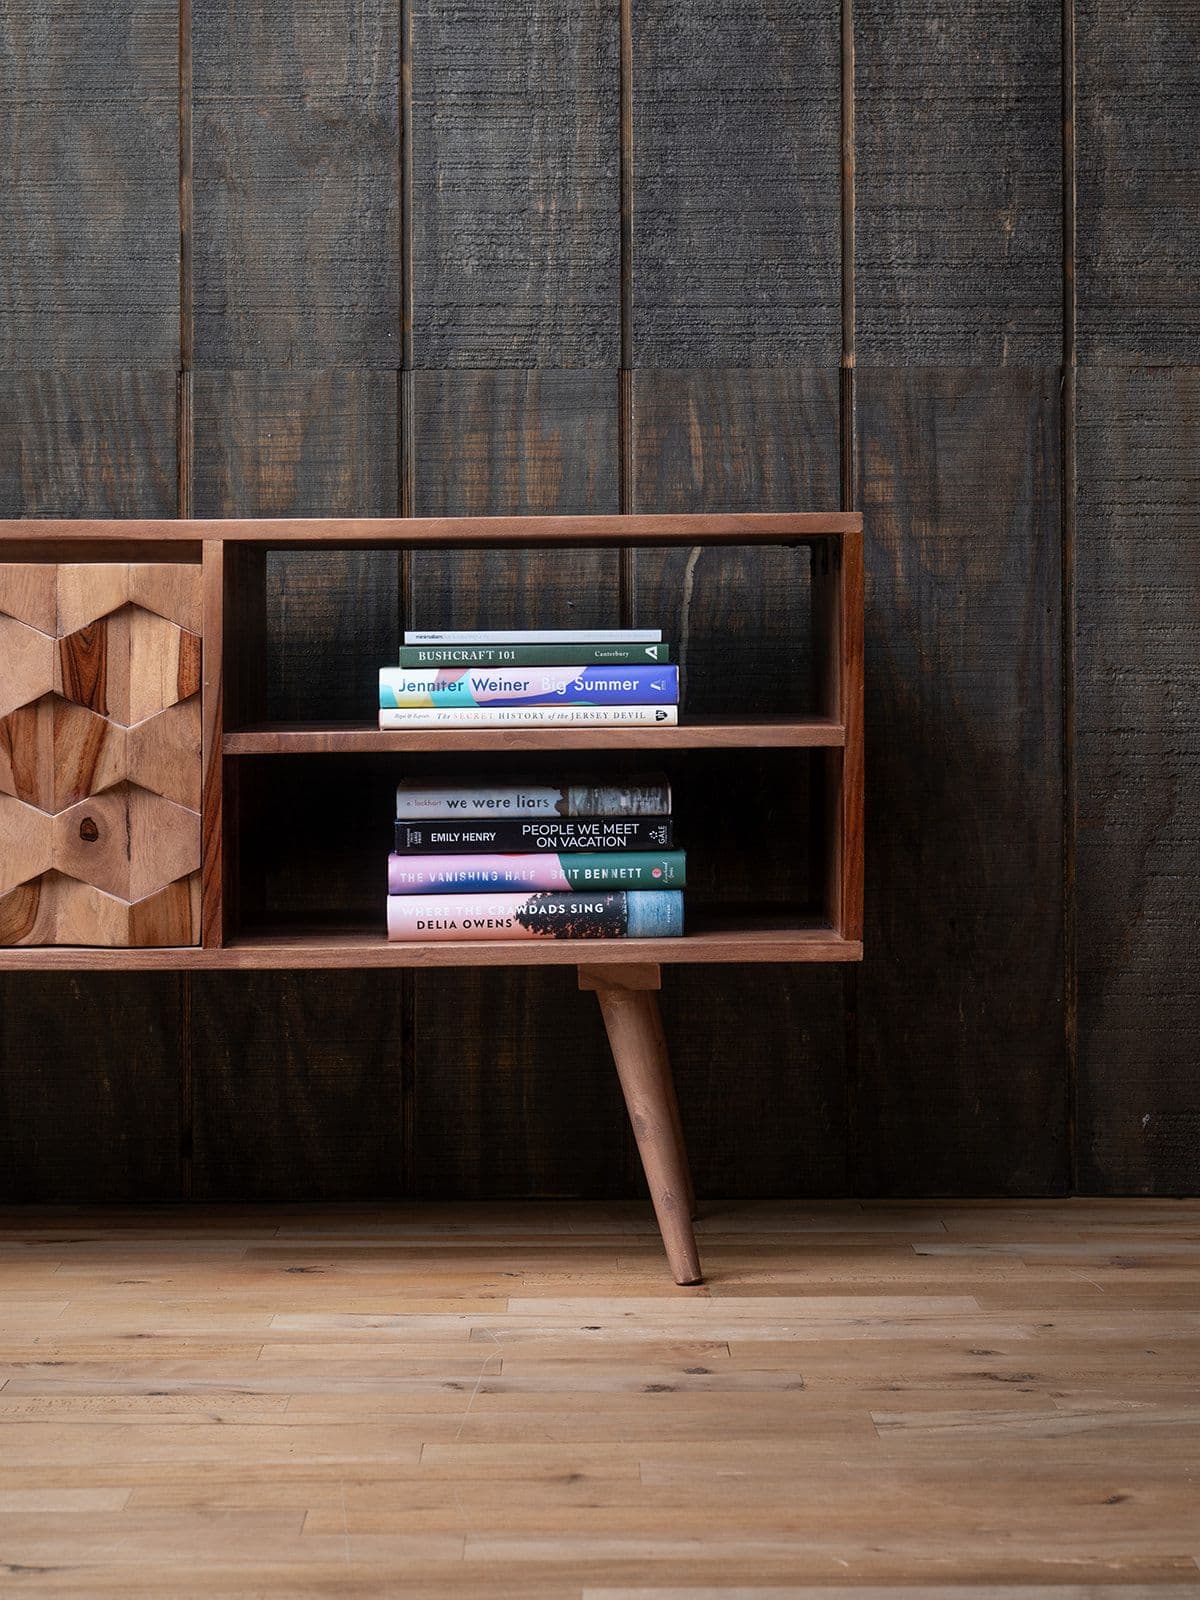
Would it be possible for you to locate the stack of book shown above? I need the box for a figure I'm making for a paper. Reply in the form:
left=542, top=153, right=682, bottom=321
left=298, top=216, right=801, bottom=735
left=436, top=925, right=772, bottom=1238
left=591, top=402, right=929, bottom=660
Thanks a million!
left=379, top=628, right=679, bottom=728
left=387, top=774, right=684, bottom=942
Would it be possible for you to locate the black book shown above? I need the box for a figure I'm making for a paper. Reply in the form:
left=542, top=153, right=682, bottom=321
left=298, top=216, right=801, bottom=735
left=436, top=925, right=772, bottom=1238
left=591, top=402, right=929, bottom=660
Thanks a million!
left=393, top=816, right=674, bottom=854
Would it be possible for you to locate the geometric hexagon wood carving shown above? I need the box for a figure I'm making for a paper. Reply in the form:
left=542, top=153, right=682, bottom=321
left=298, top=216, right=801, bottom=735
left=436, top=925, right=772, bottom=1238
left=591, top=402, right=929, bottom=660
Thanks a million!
left=57, top=605, right=201, bottom=726
left=53, top=783, right=201, bottom=903
left=127, top=696, right=202, bottom=810
left=0, top=615, right=55, bottom=719
left=0, top=562, right=203, bottom=947
left=0, top=794, right=53, bottom=895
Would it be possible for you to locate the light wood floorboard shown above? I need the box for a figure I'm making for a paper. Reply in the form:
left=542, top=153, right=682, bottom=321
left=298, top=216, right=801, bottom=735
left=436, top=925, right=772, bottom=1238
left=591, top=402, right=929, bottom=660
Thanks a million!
left=0, top=1200, right=1198, bottom=1596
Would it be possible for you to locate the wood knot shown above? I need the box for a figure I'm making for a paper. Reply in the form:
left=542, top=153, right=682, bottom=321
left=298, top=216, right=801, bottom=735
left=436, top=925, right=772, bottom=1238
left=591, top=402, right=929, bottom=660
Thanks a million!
left=78, top=816, right=100, bottom=842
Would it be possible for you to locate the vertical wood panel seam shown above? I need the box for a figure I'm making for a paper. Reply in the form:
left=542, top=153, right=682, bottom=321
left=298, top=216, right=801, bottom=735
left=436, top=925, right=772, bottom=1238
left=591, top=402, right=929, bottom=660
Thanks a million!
left=400, top=0, right=414, bottom=376
left=841, top=0, right=858, bottom=1196
left=619, top=0, right=633, bottom=376
left=1062, top=0, right=1079, bottom=1191
left=619, top=0, right=637, bottom=1189
left=399, top=0, right=415, bottom=1193
left=178, top=0, right=196, bottom=1201
left=618, top=0, right=634, bottom=621
left=179, top=0, right=193, bottom=377
left=840, top=0, right=855, bottom=375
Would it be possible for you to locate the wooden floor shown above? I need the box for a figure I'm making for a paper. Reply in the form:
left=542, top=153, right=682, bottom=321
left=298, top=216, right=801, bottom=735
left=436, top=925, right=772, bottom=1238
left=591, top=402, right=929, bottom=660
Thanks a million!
left=0, top=1201, right=1198, bottom=1597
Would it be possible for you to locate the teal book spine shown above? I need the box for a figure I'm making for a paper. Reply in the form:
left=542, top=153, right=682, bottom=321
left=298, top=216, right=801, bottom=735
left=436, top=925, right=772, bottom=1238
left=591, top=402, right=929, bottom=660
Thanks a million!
left=387, top=851, right=686, bottom=894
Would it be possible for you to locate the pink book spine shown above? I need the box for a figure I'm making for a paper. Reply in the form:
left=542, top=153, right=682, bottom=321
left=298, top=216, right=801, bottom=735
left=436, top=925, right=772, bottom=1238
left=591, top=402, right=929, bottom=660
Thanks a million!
left=387, top=854, right=571, bottom=894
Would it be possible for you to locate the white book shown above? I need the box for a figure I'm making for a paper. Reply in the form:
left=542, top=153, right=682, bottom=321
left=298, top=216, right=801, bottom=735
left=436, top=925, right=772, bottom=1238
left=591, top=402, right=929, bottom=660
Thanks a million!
left=379, top=704, right=678, bottom=729
left=403, top=628, right=662, bottom=644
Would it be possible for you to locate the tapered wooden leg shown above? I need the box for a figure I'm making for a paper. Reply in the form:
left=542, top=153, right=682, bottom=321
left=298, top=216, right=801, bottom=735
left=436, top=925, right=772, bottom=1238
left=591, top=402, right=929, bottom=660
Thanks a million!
left=589, top=980, right=702, bottom=1285
left=644, top=992, right=696, bottom=1221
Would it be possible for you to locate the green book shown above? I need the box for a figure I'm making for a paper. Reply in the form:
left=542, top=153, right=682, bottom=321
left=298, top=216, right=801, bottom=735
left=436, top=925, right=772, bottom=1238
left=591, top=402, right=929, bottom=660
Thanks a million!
left=398, top=642, right=671, bottom=667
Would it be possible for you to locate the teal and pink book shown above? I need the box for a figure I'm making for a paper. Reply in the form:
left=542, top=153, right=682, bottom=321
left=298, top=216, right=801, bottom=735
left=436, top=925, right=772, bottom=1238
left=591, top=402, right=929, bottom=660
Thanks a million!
left=387, top=850, right=685, bottom=894
left=387, top=890, right=684, bottom=941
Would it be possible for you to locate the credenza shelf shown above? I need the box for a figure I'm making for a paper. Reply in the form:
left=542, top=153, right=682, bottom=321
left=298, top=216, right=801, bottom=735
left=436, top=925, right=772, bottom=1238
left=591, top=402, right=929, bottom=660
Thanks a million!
left=0, top=917, right=861, bottom=971
left=223, top=715, right=847, bottom=755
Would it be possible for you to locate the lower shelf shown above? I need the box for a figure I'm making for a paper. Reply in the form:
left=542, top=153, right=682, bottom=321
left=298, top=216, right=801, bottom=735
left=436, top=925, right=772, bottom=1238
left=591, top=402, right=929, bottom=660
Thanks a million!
left=0, top=916, right=861, bottom=970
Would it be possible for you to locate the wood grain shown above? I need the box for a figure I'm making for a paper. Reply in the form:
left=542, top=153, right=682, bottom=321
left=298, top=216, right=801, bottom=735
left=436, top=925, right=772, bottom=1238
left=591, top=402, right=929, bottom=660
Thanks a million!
left=854, top=369, right=1066, bottom=1193
left=1, top=0, right=1191, bottom=1205
left=0, top=369, right=184, bottom=1199
left=0, top=1, right=178, bottom=364
left=0, top=697, right=58, bottom=808
left=192, top=372, right=400, bottom=722
left=191, top=0, right=399, bottom=365
left=410, top=965, right=629, bottom=1201
left=0, top=1200, right=1196, bottom=1587
left=56, top=606, right=200, bottom=727
left=812, top=522, right=865, bottom=941
left=0, top=974, right=183, bottom=1199
left=410, top=1, right=618, bottom=366
left=0, top=920, right=862, bottom=972
left=630, top=368, right=849, bottom=1196
left=0, top=612, right=54, bottom=718
left=408, top=372, right=621, bottom=621
left=222, top=716, right=847, bottom=754
left=854, top=0, right=1062, bottom=362
left=631, top=371, right=840, bottom=714
left=51, top=784, right=199, bottom=905
left=631, top=4, right=840, bottom=365
left=408, top=369, right=629, bottom=1198
left=1074, top=367, right=1200, bottom=1191
left=0, top=794, right=51, bottom=896
left=189, top=973, right=405, bottom=1201
left=1075, top=0, right=1200, bottom=359
left=0, top=513, right=860, bottom=546
left=190, top=368, right=404, bottom=1200
left=0, top=560, right=203, bottom=947
left=0, top=871, right=200, bottom=949
left=0, top=374, right=178, bottom=518
left=0, top=563, right=58, bottom=632
left=594, top=985, right=701, bottom=1283
left=200, top=542, right=226, bottom=948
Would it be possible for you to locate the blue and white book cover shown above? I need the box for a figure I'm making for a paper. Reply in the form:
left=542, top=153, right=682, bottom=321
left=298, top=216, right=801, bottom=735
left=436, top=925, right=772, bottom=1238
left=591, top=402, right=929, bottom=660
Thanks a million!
left=379, top=665, right=679, bottom=708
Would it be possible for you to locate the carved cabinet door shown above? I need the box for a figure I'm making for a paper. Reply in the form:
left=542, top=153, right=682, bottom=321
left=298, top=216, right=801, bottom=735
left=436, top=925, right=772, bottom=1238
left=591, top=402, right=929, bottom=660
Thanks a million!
left=0, top=562, right=203, bottom=946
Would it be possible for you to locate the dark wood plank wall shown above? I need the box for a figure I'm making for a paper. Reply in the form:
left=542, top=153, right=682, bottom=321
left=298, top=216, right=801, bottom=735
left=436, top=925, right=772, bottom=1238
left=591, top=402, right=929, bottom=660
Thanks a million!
left=1072, top=1, right=1200, bottom=1192
left=852, top=0, right=1068, bottom=1195
left=0, top=0, right=1195, bottom=1198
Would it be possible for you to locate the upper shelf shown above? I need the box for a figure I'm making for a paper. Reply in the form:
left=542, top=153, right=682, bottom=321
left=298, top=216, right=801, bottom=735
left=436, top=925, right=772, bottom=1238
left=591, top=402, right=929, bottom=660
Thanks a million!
left=0, top=512, right=860, bottom=549
left=223, top=715, right=846, bottom=755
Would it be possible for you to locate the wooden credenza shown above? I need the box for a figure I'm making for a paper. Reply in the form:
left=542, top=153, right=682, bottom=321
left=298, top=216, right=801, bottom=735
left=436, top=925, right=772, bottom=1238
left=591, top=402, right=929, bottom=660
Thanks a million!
left=0, top=513, right=864, bottom=1284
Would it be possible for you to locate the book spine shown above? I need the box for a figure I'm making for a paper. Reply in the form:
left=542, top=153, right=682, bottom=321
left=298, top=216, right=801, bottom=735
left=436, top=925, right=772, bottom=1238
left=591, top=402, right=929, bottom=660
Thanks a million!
left=387, top=851, right=686, bottom=894
left=395, top=776, right=671, bottom=819
left=379, top=705, right=678, bottom=728
left=379, top=666, right=679, bottom=708
left=404, top=628, right=662, bottom=644
left=386, top=890, right=684, bottom=941
left=393, top=817, right=674, bottom=852
left=398, top=643, right=671, bottom=666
